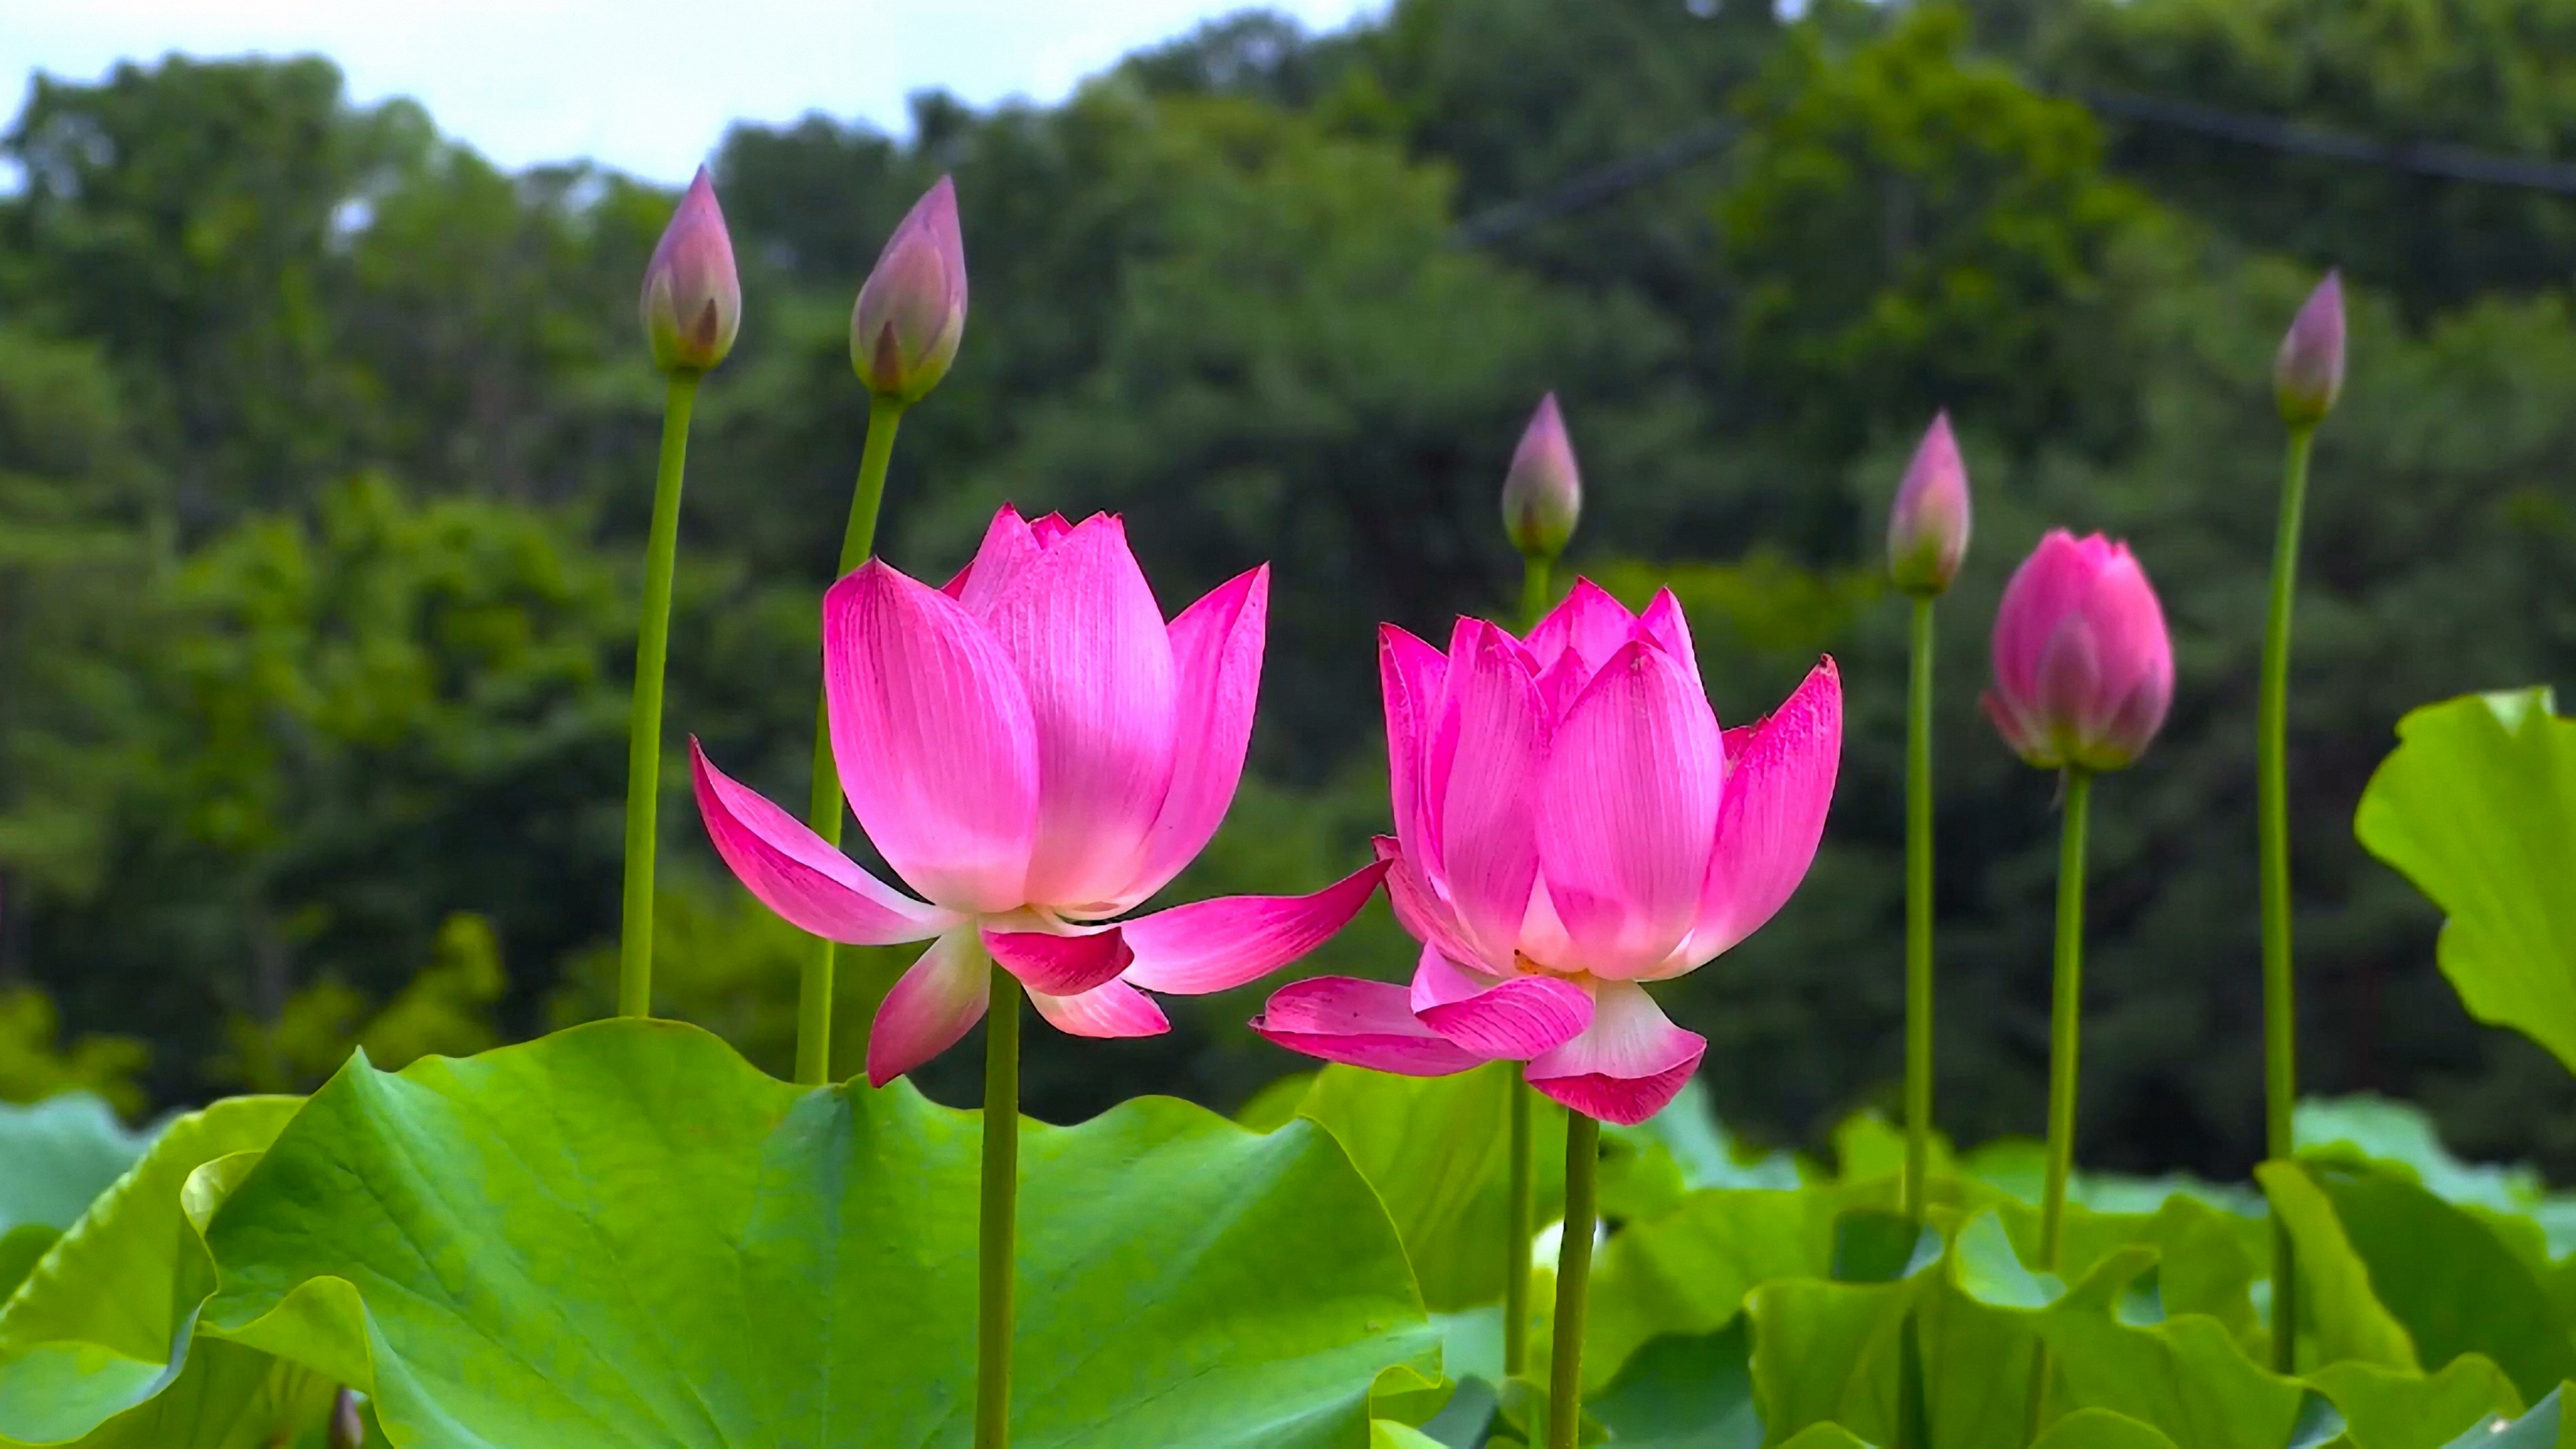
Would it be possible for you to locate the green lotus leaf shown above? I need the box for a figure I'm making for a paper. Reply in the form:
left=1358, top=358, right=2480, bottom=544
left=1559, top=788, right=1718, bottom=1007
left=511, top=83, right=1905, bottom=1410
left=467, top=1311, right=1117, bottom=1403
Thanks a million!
left=2306, top=1356, right=2522, bottom=1449
left=2029, top=1407, right=2182, bottom=1448
left=0, top=1096, right=299, bottom=1444
left=1775, top=1424, right=1875, bottom=1448
left=1583, top=1188, right=1840, bottom=1389
left=2259, top=1162, right=2420, bottom=1374
left=197, top=1019, right=1438, bottom=1448
left=0, top=1230, right=55, bottom=1304
left=2355, top=688, right=2576, bottom=1074
left=2438, top=1386, right=2561, bottom=1448
left=0, top=1095, right=156, bottom=1236
left=1371, top=1420, right=1447, bottom=1449
left=1585, top=1320, right=1759, bottom=1449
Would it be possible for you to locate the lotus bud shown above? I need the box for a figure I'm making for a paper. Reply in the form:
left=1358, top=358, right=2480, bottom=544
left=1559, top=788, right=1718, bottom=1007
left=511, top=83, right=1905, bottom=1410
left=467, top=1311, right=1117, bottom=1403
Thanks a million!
left=1984, top=530, right=2174, bottom=773
left=1500, top=393, right=1582, bottom=561
left=851, top=176, right=968, bottom=402
left=1887, top=411, right=1971, bottom=596
left=638, top=167, right=741, bottom=375
left=329, top=1390, right=366, bottom=1449
left=2274, top=270, right=2345, bottom=429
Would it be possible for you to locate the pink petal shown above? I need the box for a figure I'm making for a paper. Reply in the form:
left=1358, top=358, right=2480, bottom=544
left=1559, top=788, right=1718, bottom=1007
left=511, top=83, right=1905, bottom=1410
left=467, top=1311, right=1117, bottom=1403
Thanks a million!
left=1991, top=530, right=2101, bottom=703
left=825, top=560, right=1040, bottom=913
left=953, top=504, right=1043, bottom=614
left=1522, top=577, right=1637, bottom=680
left=1117, top=859, right=1390, bottom=995
left=1636, top=587, right=1702, bottom=689
left=983, top=923, right=1134, bottom=996
left=1688, top=657, right=1843, bottom=965
left=1375, top=836, right=1490, bottom=971
left=1438, top=622, right=1549, bottom=964
left=977, top=515, right=1180, bottom=910
left=1535, top=640, right=1725, bottom=979
left=1121, top=566, right=1269, bottom=907
left=690, top=742, right=960, bottom=944
left=1380, top=624, right=1450, bottom=869
left=1249, top=976, right=1488, bottom=1077
left=1525, top=980, right=1707, bottom=1126
left=866, top=928, right=993, bottom=1086
left=1029, top=512, right=1074, bottom=547
left=1028, top=978, right=1170, bottom=1039
left=1408, top=947, right=1593, bottom=1060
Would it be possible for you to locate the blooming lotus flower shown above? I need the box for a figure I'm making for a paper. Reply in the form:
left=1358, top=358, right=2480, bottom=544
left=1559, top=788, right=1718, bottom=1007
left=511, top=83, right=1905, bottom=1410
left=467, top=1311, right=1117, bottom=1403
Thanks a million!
left=1887, top=412, right=1970, bottom=596
left=1251, top=581, right=1842, bottom=1125
left=2275, top=270, right=2345, bottom=429
left=1984, top=530, right=2172, bottom=772
left=694, top=506, right=1385, bottom=1085
left=1500, top=394, right=1581, bottom=561
left=851, top=176, right=968, bottom=402
left=638, top=166, right=741, bottom=375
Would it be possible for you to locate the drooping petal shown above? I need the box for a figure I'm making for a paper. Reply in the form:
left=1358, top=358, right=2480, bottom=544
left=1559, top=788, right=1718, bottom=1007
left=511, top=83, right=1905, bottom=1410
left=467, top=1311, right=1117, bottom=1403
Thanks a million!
left=983, top=922, right=1134, bottom=996
left=866, top=927, right=992, bottom=1087
left=824, top=561, right=1039, bottom=913
left=1438, top=622, right=1550, bottom=964
left=1525, top=980, right=1706, bottom=1126
left=690, top=741, right=960, bottom=945
left=1117, top=860, right=1390, bottom=995
left=1119, top=566, right=1269, bottom=907
left=1407, top=947, right=1592, bottom=1061
left=1249, top=977, right=1487, bottom=1076
left=1375, top=836, right=1490, bottom=971
left=1380, top=624, right=1450, bottom=866
left=1687, top=657, right=1842, bottom=966
left=977, top=515, right=1180, bottom=910
left=1535, top=640, right=1724, bottom=979
left=1028, top=979, right=1170, bottom=1039
left=953, top=504, right=1043, bottom=615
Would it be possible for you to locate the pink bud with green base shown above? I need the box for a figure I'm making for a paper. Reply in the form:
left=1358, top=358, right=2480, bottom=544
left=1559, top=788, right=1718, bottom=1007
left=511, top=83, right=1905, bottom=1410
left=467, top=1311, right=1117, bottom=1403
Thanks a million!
left=638, top=167, right=741, bottom=375
left=851, top=176, right=968, bottom=402
left=1984, top=530, right=2173, bottom=773
left=1501, top=393, right=1582, bottom=561
left=1887, top=412, right=1970, bottom=596
left=2275, top=271, right=2346, bottom=429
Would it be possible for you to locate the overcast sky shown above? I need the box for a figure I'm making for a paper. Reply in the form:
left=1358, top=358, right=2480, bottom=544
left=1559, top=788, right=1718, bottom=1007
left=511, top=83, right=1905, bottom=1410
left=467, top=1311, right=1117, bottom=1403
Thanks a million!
left=1, top=0, right=1382, bottom=183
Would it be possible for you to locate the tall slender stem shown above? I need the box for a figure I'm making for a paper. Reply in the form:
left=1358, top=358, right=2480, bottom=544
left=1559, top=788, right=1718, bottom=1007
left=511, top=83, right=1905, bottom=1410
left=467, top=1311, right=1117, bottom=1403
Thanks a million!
left=1503, top=551, right=1553, bottom=1379
left=1548, top=1111, right=1599, bottom=1449
left=977, top=964, right=1022, bottom=1449
left=2040, top=768, right=2091, bottom=1267
left=2261, top=425, right=2313, bottom=1372
left=1504, top=1067, right=1534, bottom=1376
left=617, top=372, right=700, bottom=1019
left=793, top=394, right=907, bottom=1084
left=1902, top=595, right=1937, bottom=1221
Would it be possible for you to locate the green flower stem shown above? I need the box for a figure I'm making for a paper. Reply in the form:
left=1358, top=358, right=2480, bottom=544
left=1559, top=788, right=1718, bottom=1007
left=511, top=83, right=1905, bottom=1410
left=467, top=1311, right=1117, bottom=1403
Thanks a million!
left=1504, top=550, right=1553, bottom=1379
left=616, top=372, right=700, bottom=1019
left=2040, top=767, right=2091, bottom=1268
left=793, top=394, right=906, bottom=1085
left=1549, top=1111, right=1600, bottom=1449
left=1903, top=595, right=1937, bottom=1221
left=977, top=964, right=1023, bottom=1449
left=2262, top=425, right=2314, bottom=1373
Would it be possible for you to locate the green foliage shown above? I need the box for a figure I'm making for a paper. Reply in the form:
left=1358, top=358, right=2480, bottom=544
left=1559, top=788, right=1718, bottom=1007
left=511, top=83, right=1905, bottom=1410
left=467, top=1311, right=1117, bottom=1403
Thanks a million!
left=183, top=1020, right=1435, bottom=1446
left=0, top=995, right=146, bottom=1117
left=0, top=1093, right=152, bottom=1236
left=2356, top=689, right=2576, bottom=1077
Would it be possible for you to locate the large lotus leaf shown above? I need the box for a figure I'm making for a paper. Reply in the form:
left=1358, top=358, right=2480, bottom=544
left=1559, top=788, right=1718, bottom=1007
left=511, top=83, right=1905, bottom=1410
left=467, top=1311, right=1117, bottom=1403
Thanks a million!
left=2297, top=1096, right=2543, bottom=1214
left=1962, top=1137, right=2264, bottom=1220
left=1775, top=1424, right=1874, bottom=1448
left=196, top=1019, right=1439, bottom=1448
left=0, top=1097, right=300, bottom=1443
left=2355, top=688, right=2576, bottom=1073
left=1584, top=1321, right=1759, bottom=1448
left=0, top=1095, right=156, bottom=1235
left=1372, top=1421, right=1447, bottom=1449
left=1582, top=1187, right=1840, bottom=1389
left=2440, top=1387, right=2562, bottom=1448
left=0, top=1231, right=53, bottom=1305
left=8, top=1338, right=338, bottom=1449
left=1746, top=1275, right=1910, bottom=1446
left=2260, top=1163, right=2421, bottom=1374
left=2029, top=1408, right=2183, bottom=1448
left=2307, top=1357, right=2522, bottom=1449
left=1294, top=1062, right=1568, bottom=1314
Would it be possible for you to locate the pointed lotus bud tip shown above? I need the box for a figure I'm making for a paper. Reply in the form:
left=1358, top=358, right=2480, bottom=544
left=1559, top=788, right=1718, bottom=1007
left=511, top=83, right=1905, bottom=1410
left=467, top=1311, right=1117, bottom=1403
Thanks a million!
left=852, top=175, right=969, bottom=403
left=638, top=166, right=742, bottom=376
left=1887, top=410, right=1971, bottom=596
left=1500, top=392, right=1581, bottom=561
left=2275, top=269, right=2346, bottom=429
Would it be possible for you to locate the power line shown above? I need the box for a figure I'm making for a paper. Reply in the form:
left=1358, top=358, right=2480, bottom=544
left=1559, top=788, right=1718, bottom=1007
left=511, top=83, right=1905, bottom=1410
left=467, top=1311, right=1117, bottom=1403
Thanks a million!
left=1454, top=87, right=2576, bottom=245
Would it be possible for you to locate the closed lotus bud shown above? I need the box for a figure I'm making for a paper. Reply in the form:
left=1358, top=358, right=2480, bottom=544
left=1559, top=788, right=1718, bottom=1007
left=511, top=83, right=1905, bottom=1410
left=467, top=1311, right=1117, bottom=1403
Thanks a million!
left=2274, top=270, right=2346, bottom=429
left=1887, top=411, right=1971, bottom=596
left=851, top=176, right=968, bottom=402
left=1984, top=530, right=2173, bottom=773
left=638, top=167, right=741, bottom=375
left=329, top=1389, right=365, bottom=1449
left=1500, top=393, right=1582, bottom=561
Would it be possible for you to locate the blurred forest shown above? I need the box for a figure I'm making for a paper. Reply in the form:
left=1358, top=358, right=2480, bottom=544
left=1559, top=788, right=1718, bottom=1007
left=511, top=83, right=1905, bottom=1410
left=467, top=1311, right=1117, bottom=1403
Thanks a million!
left=4, top=0, right=2575, bottom=1180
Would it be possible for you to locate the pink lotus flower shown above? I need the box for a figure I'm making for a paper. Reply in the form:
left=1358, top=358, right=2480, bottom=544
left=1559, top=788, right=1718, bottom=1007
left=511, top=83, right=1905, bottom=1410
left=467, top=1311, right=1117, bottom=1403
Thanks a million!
left=694, top=505, right=1386, bottom=1085
left=1251, top=582, right=1842, bottom=1125
left=1983, top=530, right=2172, bottom=772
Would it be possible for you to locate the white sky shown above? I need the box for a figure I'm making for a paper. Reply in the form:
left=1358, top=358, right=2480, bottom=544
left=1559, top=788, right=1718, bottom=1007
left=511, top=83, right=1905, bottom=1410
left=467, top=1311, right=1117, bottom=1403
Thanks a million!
left=0, top=0, right=1384, bottom=183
